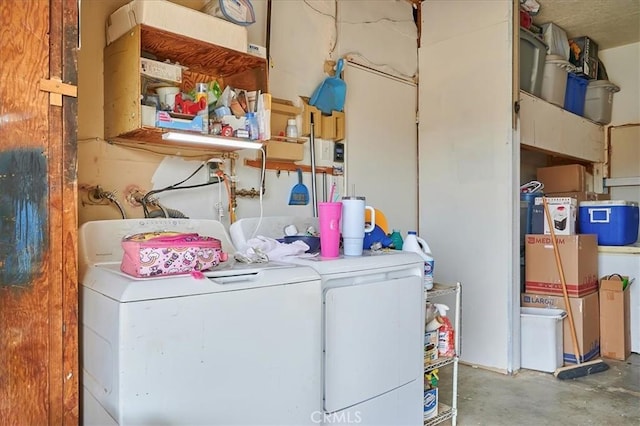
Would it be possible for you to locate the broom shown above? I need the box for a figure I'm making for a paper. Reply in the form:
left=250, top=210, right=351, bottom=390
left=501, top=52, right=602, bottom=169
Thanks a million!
left=542, top=197, right=609, bottom=379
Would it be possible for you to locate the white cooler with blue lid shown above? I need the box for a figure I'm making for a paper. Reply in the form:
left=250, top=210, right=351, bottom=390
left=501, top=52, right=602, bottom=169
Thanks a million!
left=579, top=200, right=640, bottom=246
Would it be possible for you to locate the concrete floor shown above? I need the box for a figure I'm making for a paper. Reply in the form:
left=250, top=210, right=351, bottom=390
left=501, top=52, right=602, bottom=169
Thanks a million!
left=437, top=354, right=640, bottom=425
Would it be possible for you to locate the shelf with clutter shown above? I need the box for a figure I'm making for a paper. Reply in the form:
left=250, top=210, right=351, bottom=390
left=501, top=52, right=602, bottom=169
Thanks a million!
left=104, top=24, right=269, bottom=153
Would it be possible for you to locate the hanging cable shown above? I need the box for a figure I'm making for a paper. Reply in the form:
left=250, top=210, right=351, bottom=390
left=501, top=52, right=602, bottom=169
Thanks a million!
left=140, top=160, right=227, bottom=218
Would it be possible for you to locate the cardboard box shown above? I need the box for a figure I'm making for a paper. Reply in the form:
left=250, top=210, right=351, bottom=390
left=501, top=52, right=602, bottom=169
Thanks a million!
left=569, top=36, right=599, bottom=80
left=525, top=234, right=598, bottom=297
left=536, top=164, right=586, bottom=193
left=140, top=57, right=183, bottom=84
left=599, top=276, right=631, bottom=360
left=106, top=0, right=248, bottom=53
left=546, top=192, right=611, bottom=202
left=521, top=292, right=600, bottom=363
left=532, top=197, right=577, bottom=235
left=156, top=111, right=204, bottom=132
left=262, top=141, right=304, bottom=161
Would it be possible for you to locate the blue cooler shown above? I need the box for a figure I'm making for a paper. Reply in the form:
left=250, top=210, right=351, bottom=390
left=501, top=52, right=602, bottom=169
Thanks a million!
left=579, top=201, right=639, bottom=246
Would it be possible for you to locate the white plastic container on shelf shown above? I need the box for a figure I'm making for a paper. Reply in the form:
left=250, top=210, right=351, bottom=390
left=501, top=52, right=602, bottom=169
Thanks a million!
left=541, top=54, right=574, bottom=107
left=520, top=307, right=567, bottom=372
left=583, top=80, right=620, bottom=124
left=403, top=231, right=434, bottom=290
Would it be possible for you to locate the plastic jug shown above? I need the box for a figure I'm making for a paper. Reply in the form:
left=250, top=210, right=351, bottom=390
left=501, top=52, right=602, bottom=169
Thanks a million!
left=402, top=231, right=434, bottom=290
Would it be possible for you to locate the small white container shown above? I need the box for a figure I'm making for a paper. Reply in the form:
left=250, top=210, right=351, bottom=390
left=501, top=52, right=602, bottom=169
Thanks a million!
left=584, top=80, right=620, bottom=125
left=540, top=54, right=573, bottom=107
left=286, top=118, right=298, bottom=138
left=141, top=105, right=156, bottom=127
left=521, top=307, right=566, bottom=373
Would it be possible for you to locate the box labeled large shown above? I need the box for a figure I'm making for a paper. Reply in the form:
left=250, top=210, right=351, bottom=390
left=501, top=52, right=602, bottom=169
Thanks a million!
left=525, top=234, right=598, bottom=297
left=568, top=36, right=598, bottom=80
left=599, top=275, right=631, bottom=360
left=106, top=0, right=248, bottom=52
left=531, top=197, right=577, bottom=235
left=579, top=201, right=639, bottom=246
left=536, top=164, right=586, bottom=193
left=521, top=292, right=600, bottom=363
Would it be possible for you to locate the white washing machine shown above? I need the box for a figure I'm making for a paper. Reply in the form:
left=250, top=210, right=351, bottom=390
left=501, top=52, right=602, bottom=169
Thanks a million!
left=598, top=243, right=640, bottom=353
left=231, top=217, right=425, bottom=425
left=79, top=219, right=323, bottom=425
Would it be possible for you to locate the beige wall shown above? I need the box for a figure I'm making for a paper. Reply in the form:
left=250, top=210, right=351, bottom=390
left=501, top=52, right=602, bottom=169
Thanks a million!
left=77, top=0, right=417, bottom=226
left=600, top=43, right=640, bottom=210
left=600, top=42, right=640, bottom=126
left=419, top=0, right=517, bottom=371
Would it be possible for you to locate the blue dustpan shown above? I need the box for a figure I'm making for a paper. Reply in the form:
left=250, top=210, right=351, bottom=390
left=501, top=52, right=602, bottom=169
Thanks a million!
left=309, top=59, right=346, bottom=115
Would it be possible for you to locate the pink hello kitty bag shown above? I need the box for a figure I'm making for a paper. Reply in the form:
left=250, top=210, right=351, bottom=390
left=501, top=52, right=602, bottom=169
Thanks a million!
left=121, top=231, right=228, bottom=278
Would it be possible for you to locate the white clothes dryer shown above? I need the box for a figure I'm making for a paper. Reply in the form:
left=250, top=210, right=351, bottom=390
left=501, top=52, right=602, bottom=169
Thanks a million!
left=80, top=219, right=323, bottom=425
left=231, top=217, right=425, bottom=425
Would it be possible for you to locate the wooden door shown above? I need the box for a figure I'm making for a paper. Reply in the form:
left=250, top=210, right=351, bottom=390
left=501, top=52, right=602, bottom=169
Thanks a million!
left=0, top=0, right=79, bottom=423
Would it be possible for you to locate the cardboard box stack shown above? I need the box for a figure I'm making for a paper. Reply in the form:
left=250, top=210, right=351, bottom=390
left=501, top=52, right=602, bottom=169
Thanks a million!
left=521, top=164, right=606, bottom=364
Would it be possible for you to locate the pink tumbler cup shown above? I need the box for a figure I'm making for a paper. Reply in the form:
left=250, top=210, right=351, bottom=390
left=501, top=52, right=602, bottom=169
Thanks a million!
left=318, top=202, right=342, bottom=258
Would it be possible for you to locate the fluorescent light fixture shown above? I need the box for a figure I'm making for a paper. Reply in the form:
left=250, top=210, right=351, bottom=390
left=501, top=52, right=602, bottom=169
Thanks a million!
left=162, top=132, right=263, bottom=150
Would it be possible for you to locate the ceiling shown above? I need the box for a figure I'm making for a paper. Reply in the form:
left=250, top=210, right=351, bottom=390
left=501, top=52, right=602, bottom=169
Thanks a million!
left=533, top=0, right=640, bottom=50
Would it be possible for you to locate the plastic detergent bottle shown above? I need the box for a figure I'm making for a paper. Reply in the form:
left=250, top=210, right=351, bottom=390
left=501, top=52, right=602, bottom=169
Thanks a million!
left=402, top=231, right=434, bottom=290
left=389, top=229, right=403, bottom=250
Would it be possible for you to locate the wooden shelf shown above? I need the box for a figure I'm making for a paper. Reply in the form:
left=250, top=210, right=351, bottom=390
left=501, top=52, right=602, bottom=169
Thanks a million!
left=104, top=24, right=268, bottom=150
left=519, top=91, right=604, bottom=163
left=244, top=159, right=339, bottom=176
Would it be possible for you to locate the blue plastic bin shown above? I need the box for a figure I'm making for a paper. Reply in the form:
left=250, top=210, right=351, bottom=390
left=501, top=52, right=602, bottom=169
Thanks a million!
left=579, top=201, right=639, bottom=246
left=521, top=192, right=542, bottom=236
left=564, top=73, right=589, bottom=116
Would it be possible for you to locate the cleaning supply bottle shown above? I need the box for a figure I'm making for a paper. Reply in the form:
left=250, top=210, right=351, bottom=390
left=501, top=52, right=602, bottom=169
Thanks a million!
left=402, top=231, right=434, bottom=290
left=434, top=303, right=455, bottom=357
left=389, top=229, right=403, bottom=250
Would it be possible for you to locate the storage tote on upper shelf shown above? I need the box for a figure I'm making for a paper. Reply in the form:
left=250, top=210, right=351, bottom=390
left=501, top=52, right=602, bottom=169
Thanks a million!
left=583, top=80, right=620, bottom=125
left=579, top=201, right=640, bottom=246
left=564, top=73, right=589, bottom=116
left=541, top=23, right=570, bottom=60
left=541, top=55, right=573, bottom=107
left=520, top=28, right=547, bottom=97
left=106, top=0, right=248, bottom=53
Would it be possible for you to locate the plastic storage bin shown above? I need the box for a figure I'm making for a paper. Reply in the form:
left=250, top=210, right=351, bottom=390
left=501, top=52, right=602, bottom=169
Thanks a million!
left=564, top=73, right=589, bottom=116
left=583, top=80, right=620, bottom=124
left=564, top=73, right=589, bottom=115
left=520, top=28, right=547, bottom=97
left=541, top=55, right=573, bottom=107
left=521, top=307, right=566, bottom=372
left=579, top=201, right=640, bottom=246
